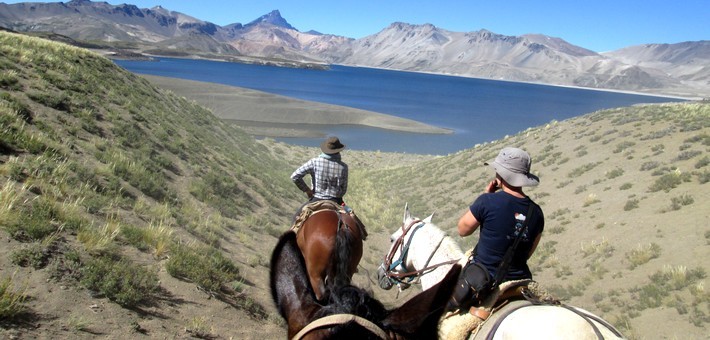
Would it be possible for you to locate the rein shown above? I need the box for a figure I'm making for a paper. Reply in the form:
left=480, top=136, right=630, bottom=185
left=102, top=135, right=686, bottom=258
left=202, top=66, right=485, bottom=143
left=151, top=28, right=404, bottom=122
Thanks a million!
left=292, top=313, right=388, bottom=340
left=382, top=219, right=458, bottom=284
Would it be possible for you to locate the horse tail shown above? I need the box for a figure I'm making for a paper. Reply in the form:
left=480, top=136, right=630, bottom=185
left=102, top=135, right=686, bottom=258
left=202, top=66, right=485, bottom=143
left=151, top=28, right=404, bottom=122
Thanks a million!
left=331, top=212, right=354, bottom=288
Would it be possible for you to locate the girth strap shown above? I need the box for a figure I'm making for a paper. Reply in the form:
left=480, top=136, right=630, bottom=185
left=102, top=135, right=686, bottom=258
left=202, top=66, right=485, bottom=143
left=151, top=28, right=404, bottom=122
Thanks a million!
left=292, top=313, right=388, bottom=340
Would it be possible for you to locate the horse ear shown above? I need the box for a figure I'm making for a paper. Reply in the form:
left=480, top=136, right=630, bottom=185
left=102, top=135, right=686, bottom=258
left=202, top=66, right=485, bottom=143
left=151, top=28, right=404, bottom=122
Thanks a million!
left=423, top=212, right=435, bottom=223
left=382, top=264, right=462, bottom=338
left=270, top=232, right=321, bottom=327
left=403, top=202, right=411, bottom=223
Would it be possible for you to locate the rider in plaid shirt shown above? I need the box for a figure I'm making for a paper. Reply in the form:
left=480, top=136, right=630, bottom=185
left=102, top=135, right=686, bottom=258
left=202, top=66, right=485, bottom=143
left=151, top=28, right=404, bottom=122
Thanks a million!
left=291, top=136, right=348, bottom=205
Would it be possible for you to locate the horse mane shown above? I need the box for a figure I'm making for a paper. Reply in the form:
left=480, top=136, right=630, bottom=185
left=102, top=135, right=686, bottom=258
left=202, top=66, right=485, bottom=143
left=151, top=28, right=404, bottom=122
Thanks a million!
left=318, top=285, right=388, bottom=328
left=414, top=217, right=465, bottom=261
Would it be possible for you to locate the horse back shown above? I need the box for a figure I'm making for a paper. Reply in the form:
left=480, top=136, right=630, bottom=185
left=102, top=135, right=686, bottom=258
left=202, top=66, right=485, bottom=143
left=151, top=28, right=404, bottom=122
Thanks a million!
left=472, top=300, right=624, bottom=339
left=298, top=209, right=363, bottom=251
left=297, top=209, right=364, bottom=288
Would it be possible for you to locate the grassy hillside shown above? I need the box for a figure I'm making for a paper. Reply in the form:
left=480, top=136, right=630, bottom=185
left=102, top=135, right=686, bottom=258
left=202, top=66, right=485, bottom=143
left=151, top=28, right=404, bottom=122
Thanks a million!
left=1, top=30, right=708, bottom=339
left=337, top=102, right=709, bottom=339
left=0, top=31, right=305, bottom=338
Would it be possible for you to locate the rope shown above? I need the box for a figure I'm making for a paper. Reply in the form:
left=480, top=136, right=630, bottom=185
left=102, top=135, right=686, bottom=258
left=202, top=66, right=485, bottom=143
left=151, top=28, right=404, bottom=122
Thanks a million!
left=292, top=314, right=388, bottom=340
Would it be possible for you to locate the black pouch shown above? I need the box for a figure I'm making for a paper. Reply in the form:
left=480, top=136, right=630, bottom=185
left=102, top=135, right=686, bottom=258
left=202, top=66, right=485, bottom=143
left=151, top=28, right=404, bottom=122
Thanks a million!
left=448, top=261, right=492, bottom=311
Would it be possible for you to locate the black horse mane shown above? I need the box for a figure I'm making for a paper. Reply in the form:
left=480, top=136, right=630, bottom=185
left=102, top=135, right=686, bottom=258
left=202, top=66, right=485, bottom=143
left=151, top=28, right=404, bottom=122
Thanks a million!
left=310, top=285, right=391, bottom=340
left=318, top=285, right=388, bottom=323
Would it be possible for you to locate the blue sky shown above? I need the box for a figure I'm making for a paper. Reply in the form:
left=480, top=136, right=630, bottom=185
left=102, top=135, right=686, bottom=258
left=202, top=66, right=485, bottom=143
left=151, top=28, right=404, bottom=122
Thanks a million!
left=5, top=0, right=709, bottom=52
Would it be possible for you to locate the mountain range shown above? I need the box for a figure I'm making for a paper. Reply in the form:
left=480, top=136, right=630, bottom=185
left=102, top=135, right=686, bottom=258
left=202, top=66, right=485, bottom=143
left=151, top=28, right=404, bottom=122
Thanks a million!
left=0, top=0, right=708, bottom=98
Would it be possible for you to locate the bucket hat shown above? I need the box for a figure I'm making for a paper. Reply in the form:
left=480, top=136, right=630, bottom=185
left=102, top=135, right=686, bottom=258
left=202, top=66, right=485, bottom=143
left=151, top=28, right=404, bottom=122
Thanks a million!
left=321, top=136, right=346, bottom=154
left=485, top=147, right=539, bottom=187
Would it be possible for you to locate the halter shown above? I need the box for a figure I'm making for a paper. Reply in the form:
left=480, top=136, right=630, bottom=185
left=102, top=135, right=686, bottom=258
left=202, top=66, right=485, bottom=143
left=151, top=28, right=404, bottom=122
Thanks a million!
left=381, top=219, right=458, bottom=286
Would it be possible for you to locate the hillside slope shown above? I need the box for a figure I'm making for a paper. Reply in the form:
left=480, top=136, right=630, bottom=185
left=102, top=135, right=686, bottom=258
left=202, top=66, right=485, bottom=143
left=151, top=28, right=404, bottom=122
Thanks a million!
left=0, top=31, right=302, bottom=339
left=339, top=101, right=709, bottom=339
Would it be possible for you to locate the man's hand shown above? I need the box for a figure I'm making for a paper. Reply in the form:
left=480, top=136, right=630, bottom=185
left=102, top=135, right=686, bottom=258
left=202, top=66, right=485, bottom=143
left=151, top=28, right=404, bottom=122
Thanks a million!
left=306, top=189, right=314, bottom=199
left=485, top=179, right=499, bottom=193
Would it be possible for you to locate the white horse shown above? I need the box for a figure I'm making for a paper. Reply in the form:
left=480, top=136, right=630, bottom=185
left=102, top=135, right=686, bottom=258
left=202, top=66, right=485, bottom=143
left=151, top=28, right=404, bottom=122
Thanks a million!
left=376, top=204, right=625, bottom=340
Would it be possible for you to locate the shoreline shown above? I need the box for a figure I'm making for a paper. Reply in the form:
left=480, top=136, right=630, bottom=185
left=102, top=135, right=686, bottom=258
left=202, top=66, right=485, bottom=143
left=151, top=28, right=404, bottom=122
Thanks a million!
left=140, top=75, right=453, bottom=137
left=338, top=63, right=704, bottom=101
left=115, top=53, right=704, bottom=101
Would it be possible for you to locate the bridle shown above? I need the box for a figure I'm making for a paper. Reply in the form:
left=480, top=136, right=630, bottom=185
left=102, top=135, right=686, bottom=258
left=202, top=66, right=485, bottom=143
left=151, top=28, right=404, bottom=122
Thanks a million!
left=381, top=219, right=458, bottom=287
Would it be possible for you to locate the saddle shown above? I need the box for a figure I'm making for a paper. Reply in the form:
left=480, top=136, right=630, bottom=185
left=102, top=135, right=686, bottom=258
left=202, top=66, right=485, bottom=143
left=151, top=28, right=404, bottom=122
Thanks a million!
left=291, top=200, right=368, bottom=240
left=439, top=280, right=555, bottom=340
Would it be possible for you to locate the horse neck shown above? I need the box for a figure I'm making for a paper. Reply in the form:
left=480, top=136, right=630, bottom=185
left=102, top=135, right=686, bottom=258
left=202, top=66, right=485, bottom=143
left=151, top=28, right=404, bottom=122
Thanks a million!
left=410, top=223, right=464, bottom=291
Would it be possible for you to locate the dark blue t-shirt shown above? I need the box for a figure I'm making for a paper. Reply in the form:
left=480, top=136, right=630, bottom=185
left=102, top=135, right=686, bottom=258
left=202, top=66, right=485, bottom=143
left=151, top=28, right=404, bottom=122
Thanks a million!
left=469, top=191, right=544, bottom=281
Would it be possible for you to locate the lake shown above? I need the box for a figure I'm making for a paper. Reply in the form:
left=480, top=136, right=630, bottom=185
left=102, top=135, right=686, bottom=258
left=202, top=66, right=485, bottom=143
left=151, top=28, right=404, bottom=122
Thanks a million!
left=114, top=57, right=684, bottom=155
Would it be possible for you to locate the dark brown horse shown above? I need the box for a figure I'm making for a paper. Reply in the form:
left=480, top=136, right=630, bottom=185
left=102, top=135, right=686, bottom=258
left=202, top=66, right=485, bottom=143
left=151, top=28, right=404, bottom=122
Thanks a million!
left=271, top=231, right=462, bottom=339
left=296, top=208, right=364, bottom=301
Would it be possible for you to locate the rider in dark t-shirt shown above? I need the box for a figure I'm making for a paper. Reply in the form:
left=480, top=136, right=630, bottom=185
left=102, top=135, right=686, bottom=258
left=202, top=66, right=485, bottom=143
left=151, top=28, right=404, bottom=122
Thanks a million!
left=468, top=191, right=544, bottom=280
left=455, top=147, right=545, bottom=307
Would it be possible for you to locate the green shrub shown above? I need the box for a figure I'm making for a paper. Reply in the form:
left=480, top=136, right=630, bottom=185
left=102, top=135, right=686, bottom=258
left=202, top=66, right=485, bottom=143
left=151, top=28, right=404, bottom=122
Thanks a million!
left=624, top=199, right=639, bottom=211
left=640, top=161, right=660, bottom=171
left=48, top=249, right=83, bottom=283
left=166, top=243, right=240, bottom=293
left=619, top=183, right=633, bottom=190
left=695, top=156, right=709, bottom=169
left=547, top=226, right=566, bottom=234
left=675, top=150, right=701, bottom=161
left=626, top=243, right=662, bottom=269
left=613, top=141, right=636, bottom=153
left=649, top=171, right=690, bottom=192
left=606, top=168, right=624, bottom=179
left=4, top=196, right=61, bottom=241
left=26, top=90, right=72, bottom=112
left=80, top=256, right=159, bottom=307
left=0, top=70, right=21, bottom=90
left=664, top=194, right=694, bottom=212
left=0, top=275, right=28, bottom=319
left=568, top=162, right=600, bottom=178
left=10, top=243, right=49, bottom=269
left=699, top=170, right=710, bottom=184
left=0, top=92, right=33, bottom=122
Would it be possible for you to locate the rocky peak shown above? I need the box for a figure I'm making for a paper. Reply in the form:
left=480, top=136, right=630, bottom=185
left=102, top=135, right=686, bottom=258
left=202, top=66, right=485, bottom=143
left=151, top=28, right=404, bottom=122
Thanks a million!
left=245, top=10, right=296, bottom=30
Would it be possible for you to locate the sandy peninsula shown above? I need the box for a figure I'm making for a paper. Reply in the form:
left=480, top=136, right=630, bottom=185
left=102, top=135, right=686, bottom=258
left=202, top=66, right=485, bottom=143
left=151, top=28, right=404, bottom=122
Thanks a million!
left=141, top=75, right=452, bottom=137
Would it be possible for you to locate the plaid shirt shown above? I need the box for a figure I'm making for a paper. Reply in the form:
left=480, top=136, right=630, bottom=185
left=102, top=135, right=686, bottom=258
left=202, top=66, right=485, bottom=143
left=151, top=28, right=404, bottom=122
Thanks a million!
left=291, top=153, right=348, bottom=200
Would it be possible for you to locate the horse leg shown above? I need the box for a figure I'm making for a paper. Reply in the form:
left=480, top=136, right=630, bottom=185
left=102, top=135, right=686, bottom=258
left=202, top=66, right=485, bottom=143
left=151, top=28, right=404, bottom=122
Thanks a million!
left=306, top=257, right=327, bottom=301
left=298, top=232, right=332, bottom=301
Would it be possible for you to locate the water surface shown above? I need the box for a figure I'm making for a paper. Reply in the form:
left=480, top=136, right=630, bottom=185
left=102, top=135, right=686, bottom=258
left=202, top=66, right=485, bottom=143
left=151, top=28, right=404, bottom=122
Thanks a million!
left=115, top=58, right=683, bottom=154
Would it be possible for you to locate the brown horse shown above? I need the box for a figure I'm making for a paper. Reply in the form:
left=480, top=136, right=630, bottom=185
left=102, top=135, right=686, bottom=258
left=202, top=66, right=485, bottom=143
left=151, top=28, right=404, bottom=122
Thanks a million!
left=296, top=207, right=364, bottom=301
left=271, top=231, right=462, bottom=339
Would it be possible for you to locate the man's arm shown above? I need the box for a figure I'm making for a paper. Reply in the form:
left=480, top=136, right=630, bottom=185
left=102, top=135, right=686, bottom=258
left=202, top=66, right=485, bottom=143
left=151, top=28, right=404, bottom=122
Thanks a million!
left=457, top=209, right=481, bottom=237
left=528, top=233, right=542, bottom=258
left=291, top=160, right=314, bottom=196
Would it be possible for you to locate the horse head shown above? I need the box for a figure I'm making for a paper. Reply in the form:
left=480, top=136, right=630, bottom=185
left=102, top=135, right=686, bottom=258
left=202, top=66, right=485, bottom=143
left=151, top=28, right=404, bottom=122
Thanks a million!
left=378, top=204, right=464, bottom=292
left=271, top=231, right=461, bottom=339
